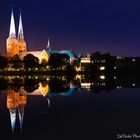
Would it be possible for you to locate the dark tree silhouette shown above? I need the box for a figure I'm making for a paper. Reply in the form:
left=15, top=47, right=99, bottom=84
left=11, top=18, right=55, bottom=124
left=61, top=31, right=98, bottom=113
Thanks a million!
left=48, top=53, right=69, bottom=69
left=23, top=54, right=39, bottom=70
left=24, top=78, right=39, bottom=93
left=10, top=54, right=23, bottom=70
left=0, top=55, right=8, bottom=69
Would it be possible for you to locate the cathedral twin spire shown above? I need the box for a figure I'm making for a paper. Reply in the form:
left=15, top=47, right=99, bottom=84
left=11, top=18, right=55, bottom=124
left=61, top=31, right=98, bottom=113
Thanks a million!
left=7, top=8, right=27, bottom=58
left=9, top=9, right=24, bottom=40
left=9, top=9, right=16, bottom=38
left=18, top=13, right=24, bottom=40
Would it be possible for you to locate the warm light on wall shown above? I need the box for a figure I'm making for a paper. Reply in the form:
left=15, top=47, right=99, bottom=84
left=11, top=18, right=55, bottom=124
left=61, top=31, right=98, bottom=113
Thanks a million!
left=81, top=57, right=91, bottom=63
left=100, top=66, right=105, bottom=70
left=75, top=66, right=81, bottom=71
left=75, top=74, right=81, bottom=80
left=100, top=75, right=105, bottom=80
left=81, top=83, right=91, bottom=89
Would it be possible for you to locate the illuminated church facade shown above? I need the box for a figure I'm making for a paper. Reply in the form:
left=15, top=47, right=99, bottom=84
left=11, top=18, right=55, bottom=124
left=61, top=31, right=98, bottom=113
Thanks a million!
left=6, top=9, right=77, bottom=63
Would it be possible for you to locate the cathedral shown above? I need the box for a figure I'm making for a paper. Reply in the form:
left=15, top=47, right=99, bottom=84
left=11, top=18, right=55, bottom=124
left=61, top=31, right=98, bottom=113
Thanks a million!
left=6, top=9, right=77, bottom=64
left=6, top=10, right=27, bottom=58
left=6, top=9, right=50, bottom=63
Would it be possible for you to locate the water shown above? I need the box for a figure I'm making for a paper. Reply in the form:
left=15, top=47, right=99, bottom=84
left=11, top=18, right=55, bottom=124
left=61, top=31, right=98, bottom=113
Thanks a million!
left=0, top=76, right=140, bottom=139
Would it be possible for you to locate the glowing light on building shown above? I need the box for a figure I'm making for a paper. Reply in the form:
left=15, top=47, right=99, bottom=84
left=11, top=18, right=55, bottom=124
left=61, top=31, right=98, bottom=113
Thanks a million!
left=81, top=83, right=91, bottom=89
left=100, top=75, right=105, bottom=80
left=46, top=66, right=49, bottom=69
left=81, top=57, right=91, bottom=63
left=114, top=76, right=117, bottom=79
left=75, top=74, right=81, bottom=80
left=75, top=66, right=81, bottom=72
left=132, top=59, right=135, bottom=62
left=132, top=83, right=135, bottom=87
left=101, top=60, right=105, bottom=63
left=117, top=56, right=122, bottom=59
left=101, top=83, right=106, bottom=86
left=100, top=66, right=105, bottom=70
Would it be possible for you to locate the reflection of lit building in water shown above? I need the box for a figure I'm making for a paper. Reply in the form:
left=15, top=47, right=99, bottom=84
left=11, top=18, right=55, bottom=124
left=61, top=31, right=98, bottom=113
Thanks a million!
left=80, top=56, right=91, bottom=71
left=18, top=88, right=27, bottom=132
left=7, top=88, right=27, bottom=133
left=81, top=83, right=91, bottom=90
left=24, top=82, right=50, bottom=96
left=38, top=82, right=49, bottom=97
left=7, top=89, right=18, bottom=133
left=6, top=81, right=79, bottom=133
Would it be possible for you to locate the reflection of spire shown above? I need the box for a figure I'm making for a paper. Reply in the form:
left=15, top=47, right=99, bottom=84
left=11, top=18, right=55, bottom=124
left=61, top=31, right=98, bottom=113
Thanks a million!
left=18, top=12, right=24, bottom=40
left=9, top=109, right=17, bottom=134
left=18, top=87, right=27, bottom=133
left=7, top=89, right=19, bottom=134
left=47, top=98, right=51, bottom=109
left=9, top=9, right=16, bottom=38
left=47, top=38, right=50, bottom=48
left=18, top=106, right=24, bottom=133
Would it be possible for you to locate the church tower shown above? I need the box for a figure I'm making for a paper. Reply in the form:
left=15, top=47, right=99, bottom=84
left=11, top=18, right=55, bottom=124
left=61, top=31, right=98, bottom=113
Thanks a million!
left=47, top=38, right=51, bottom=52
left=6, top=9, right=19, bottom=58
left=17, top=12, right=27, bottom=52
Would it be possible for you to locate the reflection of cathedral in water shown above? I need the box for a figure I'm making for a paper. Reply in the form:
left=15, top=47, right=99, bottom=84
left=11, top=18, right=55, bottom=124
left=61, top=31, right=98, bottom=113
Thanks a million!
left=6, top=81, right=78, bottom=134
left=7, top=89, right=27, bottom=133
left=5, top=74, right=140, bottom=134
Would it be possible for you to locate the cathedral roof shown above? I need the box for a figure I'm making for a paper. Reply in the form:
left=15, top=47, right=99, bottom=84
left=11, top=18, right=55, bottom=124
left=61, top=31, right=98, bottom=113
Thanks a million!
left=51, top=50, right=77, bottom=60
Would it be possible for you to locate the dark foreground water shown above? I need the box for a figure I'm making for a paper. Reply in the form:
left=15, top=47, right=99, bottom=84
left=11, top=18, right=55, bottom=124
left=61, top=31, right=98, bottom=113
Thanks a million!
left=0, top=77, right=140, bottom=140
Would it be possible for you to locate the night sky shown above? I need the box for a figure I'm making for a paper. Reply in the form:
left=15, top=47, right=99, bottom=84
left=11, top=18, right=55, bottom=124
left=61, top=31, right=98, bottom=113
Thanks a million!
left=0, top=0, right=140, bottom=56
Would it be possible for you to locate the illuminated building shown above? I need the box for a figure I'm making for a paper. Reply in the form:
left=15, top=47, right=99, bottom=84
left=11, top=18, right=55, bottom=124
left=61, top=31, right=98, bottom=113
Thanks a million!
left=7, top=9, right=77, bottom=63
left=6, top=9, right=27, bottom=59
left=6, top=10, right=19, bottom=58
left=100, top=75, right=105, bottom=80
left=100, top=66, right=105, bottom=70
left=17, top=13, right=27, bottom=53
left=81, top=57, right=91, bottom=63
left=19, top=49, right=49, bottom=64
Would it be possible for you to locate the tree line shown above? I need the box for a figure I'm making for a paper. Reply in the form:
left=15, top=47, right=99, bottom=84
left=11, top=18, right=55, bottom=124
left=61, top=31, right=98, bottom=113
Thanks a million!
left=0, top=53, right=78, bottom=72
